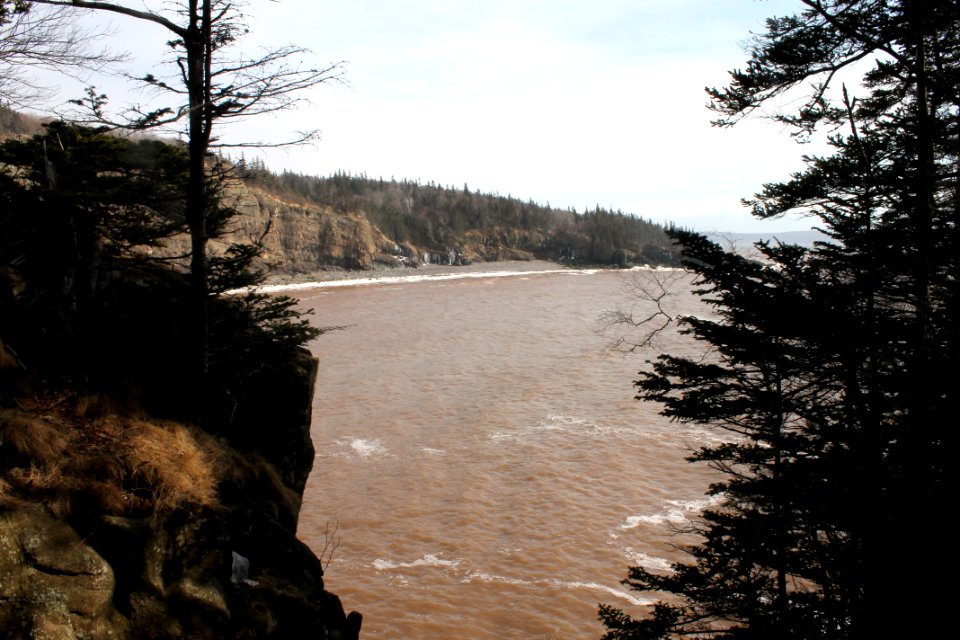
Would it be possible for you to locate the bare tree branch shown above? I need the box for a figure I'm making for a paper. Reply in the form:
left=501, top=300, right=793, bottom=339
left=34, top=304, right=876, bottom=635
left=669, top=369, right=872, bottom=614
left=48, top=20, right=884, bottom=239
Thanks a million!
left=598, top=269, right=690, bottom=352
left=0, top=4, right=126, bottom=107
left=30, top=0, right=186, bottom=36
left=17, top=0, right=347, bottom=425
left=319, top=519, right=341, bottom=572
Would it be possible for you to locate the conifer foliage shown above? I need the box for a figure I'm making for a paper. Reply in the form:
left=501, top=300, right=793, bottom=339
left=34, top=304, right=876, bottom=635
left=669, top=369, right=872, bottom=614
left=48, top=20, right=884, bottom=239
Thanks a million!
left=0, top=122, right=320, bottom=428
left=601, top=2, right=958, bottom=638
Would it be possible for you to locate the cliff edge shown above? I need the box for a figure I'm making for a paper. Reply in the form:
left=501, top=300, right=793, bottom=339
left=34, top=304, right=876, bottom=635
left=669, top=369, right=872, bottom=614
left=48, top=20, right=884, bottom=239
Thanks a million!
left=0, top=122, right=360, bottom=639
left=0, top=344, right=361, bottom=639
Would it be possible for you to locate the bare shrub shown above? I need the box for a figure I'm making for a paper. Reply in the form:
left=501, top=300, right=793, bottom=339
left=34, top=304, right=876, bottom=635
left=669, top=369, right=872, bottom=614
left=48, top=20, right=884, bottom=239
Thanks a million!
left=319, top=519, right=341, bottom=571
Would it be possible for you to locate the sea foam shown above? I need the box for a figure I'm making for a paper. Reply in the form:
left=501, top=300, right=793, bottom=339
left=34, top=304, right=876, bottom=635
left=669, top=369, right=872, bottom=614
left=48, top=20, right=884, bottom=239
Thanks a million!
left=621, top=495, right=724, bottom=528
left=335, top=437, right=388, bottom=459
left=373, top=554, right=462, bottom=571
left=462, top=573, right=654, bottom=607
left=624, top=548, right=673, bottom=572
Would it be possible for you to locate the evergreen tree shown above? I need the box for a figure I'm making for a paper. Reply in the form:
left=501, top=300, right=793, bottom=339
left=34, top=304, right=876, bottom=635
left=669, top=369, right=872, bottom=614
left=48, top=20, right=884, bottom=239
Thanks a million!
left=30, top=0, right=342, bottom=423
left=0, top=122, right=320, bottom=425
left=601, top=2, right=958, bottom=638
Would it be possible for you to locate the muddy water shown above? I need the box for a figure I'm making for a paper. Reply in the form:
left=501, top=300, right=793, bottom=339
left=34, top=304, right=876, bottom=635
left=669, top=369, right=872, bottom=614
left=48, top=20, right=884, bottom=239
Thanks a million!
left=294, top=267, right=719, bottom=639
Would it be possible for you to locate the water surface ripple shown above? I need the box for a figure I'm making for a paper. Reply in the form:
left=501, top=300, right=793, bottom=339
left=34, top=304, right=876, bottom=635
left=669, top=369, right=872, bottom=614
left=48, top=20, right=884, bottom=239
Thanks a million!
left=295, top=267, right=717, bottom=639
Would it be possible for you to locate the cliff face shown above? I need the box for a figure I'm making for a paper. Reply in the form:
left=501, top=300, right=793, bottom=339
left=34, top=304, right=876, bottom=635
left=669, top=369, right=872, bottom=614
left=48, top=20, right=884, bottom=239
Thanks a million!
left=0, top=348, right=361, bottom=640
left=0, top=121, right=361, bottom=638
left=210, top=183, right=400, bottom=273
left=202, top=180, right=559, bottom=274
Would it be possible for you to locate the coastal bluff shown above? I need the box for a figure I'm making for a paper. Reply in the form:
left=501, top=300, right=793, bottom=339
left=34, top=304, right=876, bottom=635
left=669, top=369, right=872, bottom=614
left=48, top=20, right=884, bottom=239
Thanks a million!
left=0, top=120, right=361, bottom=639
left=0, top=345, right=361, bottom=639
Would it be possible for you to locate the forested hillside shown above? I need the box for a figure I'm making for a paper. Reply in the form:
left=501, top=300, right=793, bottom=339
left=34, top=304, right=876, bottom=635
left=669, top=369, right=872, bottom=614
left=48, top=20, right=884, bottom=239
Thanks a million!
left=234, top=161, right=679, bottom=269
left=1, top=106, right=678, bottom=273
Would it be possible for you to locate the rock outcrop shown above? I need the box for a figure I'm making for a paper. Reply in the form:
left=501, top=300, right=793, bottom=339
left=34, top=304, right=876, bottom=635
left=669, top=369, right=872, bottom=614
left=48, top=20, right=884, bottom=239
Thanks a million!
left=195, top=180, right=551, bottom=273
left=0, top=349, right=361, bottom=639
left=205, top=183, right=400, bottom=273
left=0, top=120, right=361, bottom=638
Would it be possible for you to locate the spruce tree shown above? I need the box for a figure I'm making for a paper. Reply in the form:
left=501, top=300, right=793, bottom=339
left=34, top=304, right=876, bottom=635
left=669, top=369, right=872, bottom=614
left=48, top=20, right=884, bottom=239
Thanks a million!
left=601, top=2, right=958, bottom=638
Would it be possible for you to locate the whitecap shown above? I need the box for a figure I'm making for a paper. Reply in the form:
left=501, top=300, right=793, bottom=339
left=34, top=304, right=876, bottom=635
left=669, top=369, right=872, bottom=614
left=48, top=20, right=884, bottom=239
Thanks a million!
left=462, top=573, right=654, bottom=607
left=373, top=554, right=462, bottom=571
left=492, top=415, right=622, bottom=443
left=243, top=269, right=570, bottom=293
left=335, top=437, right=388, bottom=458
left=420, top=446, right=446, bottom=456
left=621, top=495, right=724, bottom=528
left=461, top=571, right=531, bottom=586
left=550, top=580, right=654, bottom=607
left=226, top=263, right=685, bottom=295
left=624, top=549, right=673, bottom=572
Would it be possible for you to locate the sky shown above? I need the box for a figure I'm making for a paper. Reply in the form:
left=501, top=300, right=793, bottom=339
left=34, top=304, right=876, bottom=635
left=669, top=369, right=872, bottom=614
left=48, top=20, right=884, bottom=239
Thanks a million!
left=28, top=0, right=825, bottom=233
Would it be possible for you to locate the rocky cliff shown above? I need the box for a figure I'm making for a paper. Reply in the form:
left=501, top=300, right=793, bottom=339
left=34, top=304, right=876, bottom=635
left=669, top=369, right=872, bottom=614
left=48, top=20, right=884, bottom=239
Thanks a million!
left=0, top=118, right=361, bottom=639
left=216, top=184, right=398, bottom=273
left=201, top=179, right=570, bottom=274
left=0, top=346, right=361, bottom=639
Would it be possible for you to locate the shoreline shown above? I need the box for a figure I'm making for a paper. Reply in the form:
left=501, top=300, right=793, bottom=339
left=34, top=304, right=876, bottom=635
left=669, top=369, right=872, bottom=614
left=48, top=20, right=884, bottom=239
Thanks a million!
left=256, top=260, right=569, bottom=293
left=262, top=259, right=563, bottom=284
left=253, top=260, right=682, bottom=294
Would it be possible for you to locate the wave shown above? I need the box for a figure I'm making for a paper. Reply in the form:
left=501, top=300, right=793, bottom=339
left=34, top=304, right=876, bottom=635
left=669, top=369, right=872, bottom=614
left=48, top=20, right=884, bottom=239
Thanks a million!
left=490, top=414, right=627, bottom=443
left=463, top=572, right=654, bottom=607
left=557, top=580, right=655, bottom=607
left=371, top=555, right=656, bottom=606
left=250, top=269, right=569, bottom=293
left=373, top=554, right=462, bottom=571
left=462, top=571, right=530, bottom=586
left=620, top=495, right=724, bottom=529
left=623, top=548, right=673, bottom=573
left=335, top=437, right=389, bottom=459
left=420, top=446, right=447, bottom=456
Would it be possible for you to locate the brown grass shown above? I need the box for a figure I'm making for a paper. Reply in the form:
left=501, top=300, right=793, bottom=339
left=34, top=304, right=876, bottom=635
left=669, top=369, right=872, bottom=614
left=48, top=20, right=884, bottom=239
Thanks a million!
left=74, top=393, right=132, bottom=422
left=121, top=419, right=221, bottom=513
left=1, top=401, right=229, bottom=517
left=0, top=408, right=69, bottom=469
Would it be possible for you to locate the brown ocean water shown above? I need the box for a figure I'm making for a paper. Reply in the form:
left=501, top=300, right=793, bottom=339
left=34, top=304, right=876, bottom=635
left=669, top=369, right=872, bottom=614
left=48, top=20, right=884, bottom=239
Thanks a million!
left=293, top=267, right=720, bottom=639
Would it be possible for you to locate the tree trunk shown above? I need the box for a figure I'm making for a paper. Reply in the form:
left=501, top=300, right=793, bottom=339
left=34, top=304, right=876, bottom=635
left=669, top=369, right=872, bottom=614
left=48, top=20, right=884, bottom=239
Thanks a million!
left=185, top=0, right=211, bottom=424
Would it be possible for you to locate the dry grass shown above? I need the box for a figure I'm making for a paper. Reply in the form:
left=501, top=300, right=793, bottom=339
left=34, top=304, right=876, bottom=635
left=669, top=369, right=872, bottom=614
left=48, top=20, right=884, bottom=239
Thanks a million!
left=74, top=393, right=132, bottom=422
left=1, top=401, right=230, bottom=517
left=0, top=408, right=69, bottom=469
left=121, top=419, right=221, bottom=513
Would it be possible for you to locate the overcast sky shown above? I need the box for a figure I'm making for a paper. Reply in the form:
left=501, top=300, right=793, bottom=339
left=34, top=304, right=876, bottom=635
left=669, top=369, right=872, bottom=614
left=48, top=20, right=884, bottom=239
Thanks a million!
left=35, top=0, right=823, bottom=233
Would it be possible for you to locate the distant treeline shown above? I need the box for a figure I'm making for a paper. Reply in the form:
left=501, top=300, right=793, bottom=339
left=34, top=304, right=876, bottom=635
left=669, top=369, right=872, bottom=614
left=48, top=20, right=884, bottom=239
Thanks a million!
left=0, top=105, right=682, bottom=267
left=240, top=159, right=680, bottom=266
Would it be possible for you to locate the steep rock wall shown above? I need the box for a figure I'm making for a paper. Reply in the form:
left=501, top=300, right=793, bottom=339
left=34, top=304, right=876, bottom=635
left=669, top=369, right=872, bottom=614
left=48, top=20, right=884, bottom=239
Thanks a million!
left=0, top=349, right=361, bottom=639
left=217, top=185, right=396, bottom=272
